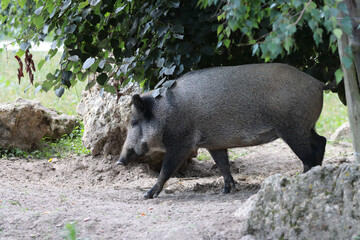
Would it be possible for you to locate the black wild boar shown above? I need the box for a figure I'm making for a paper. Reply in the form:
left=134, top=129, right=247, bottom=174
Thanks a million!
left=117, top=63, right=327, bottom=199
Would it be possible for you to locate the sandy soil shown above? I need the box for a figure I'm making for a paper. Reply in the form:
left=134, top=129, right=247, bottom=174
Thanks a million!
left=0, top=139, right=354, bottom=240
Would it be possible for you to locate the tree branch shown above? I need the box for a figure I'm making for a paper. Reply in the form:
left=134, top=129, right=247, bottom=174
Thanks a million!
left=294, top=0, right=312, bottom=25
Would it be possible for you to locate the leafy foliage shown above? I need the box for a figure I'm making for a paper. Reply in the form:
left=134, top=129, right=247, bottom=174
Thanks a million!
left=199, top=0, right=349, bottom=59
left=1, top=0, right=224, bottom=95
left=0, top=0, right=349, bottom=101
left=198, top=0, right=352, bottom=102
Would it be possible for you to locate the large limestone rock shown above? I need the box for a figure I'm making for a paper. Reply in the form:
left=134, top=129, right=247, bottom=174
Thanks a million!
left=330, top=122, right=351, bottom=142
left=237, top=163, right=360, bottom=240
left=76, top=83, right=140, bottom=156
left=0, top=98, right=77, bottom=150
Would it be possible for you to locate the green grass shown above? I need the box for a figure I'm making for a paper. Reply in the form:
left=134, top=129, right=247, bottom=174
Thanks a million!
left=63, top=222, right=77, bottom=240
left=0, top=50, right=86, bottom=115
left=196, top=150, right=212, bottom=161
left=316, top=92, right=349, bottom=138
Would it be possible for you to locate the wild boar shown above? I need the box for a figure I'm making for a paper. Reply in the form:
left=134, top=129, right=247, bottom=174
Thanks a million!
left=117, top=63, right=327, bottom=199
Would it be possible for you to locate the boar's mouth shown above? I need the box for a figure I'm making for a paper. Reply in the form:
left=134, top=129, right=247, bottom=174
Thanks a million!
left=116, top=148, right=140, bottom=166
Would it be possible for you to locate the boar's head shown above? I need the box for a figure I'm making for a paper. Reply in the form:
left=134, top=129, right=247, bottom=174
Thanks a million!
left=117, top=94, right=164, bottom=166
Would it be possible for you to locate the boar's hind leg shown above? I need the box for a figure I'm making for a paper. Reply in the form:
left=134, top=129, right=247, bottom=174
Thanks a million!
left=310, top=129, right=326, bottom=167
left=280, top=128, right=326, bottom=173
left=208, top=149, right=236, bottom=194
left=143, top=147, right=192, bottom=199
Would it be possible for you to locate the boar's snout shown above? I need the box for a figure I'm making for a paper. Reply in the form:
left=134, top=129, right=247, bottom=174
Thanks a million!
left=116, top=148, right=137, bottom=166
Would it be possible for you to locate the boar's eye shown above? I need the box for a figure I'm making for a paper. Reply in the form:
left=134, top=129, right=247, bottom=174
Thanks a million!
left=131, top=119, right=138, bottom=126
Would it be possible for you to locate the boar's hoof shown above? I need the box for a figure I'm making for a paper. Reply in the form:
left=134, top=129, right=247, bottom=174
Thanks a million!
left=221, top=185, right=232, bottom=194
left=221, top=181, right=236, bottom=194
left=143, top=192, right=154, bottom=199
left=143, top=184, right=162, bottom=199
left=221, top=188, right=231, bottom=194
left=116, top=160, right=126, bottom=166
left=303, top=164, right=311, bottom=173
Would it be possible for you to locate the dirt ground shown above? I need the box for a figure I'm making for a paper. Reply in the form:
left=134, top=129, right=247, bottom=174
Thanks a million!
left=0, top=139, right=354, bottom=240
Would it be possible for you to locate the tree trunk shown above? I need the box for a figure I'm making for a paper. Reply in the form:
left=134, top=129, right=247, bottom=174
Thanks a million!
left=338, top=0, right=360, bottom=162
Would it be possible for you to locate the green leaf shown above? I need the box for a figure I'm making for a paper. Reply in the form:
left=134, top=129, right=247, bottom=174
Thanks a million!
left=60, top=0, right=72, bottom=11
left=344, top=46, right=353, bottom=59
left=162, top=80, right=176, bottom=89
left=293, top=0, right=302, bottom=8
left=78, top=1, right=89, bottom=10
left=96, top=73, right=108, bottom=85
left=335, top=68, right=343, bottom=84
left=65, top=24, right=77, bottom=34
left=33, top=16, right=44, bottom=29
left=82, top=57, right=95, bottom=69
left=162, top=65, right=176, bottom=75
left=17, top=0, right=26, bottom=8
left=68, top=55, right=79, bottom=62
left=41, top=80, right=53, bottom=92
left=38, top=59, right=46, bottom=70
left=34, top=85, right=42, bottom=94
left=55, top=87, right=65, bottom=98
left=46, top=73, right=55, bottom=80
left=115, top=5, right=126, bottom=13
left=1, top=0, right=10, bottom=9
left=308, top=19, right=317, bottom=31
left=217, top=12, right=225, bottom=21
left=228, top=19, right=237, bottom=31
left=333, top=28, right=342, bottom=39
left=341, top=16, right=353, bottom=35
left=337, top=2, right=349, bottom=14
left=34, top=6, right=44, bottom=15
left=89, top=0, right=101, bottom=6
left=313, top=28, right=323, bottom=45
left=342, top=56, right=352, bottom=69
left=61, top=71, right=73, bottom=88
left=217, top=24, right=223, bottom=36
left=20, top=42, right=31, bottom=51
left=16, top=49, right=25, bottom=58
left=224, top=39, right=230, bottom=48
left=284, top=37, right=293, bottom=53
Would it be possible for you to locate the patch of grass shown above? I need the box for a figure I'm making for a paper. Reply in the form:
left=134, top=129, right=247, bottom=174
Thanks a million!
left=0, top=50, right=87, bottom=115
left=316, top=92, right=348, bottom=138
left=63, top=222, right=77, bottom=240
left=196, top=151, right=212, bottom=161
left=8, top=200, right=21, bottom=206
left=228, top=149, right=250, bottom=160
left=0, top=122, right=90, bottom=159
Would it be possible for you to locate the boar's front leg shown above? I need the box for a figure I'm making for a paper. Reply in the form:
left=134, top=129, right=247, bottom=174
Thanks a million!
left=144, top=147, right=192, bottom=199
left=208, top=149, right=236, bottom=194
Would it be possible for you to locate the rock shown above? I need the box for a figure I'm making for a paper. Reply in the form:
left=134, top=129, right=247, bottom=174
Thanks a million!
left=237, top=163, right=360, bottom=239
left=330, top=122, right=351, bottom=142
left=0, top=98, right=77, bottom=150
left=76, top=82, right=140, bottom=156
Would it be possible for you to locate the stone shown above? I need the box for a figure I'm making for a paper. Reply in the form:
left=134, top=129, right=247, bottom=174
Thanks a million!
left=330, top=122, right=351, bottom=142
left=0, top=98, right=77, bottom=150
left=237, top=163, right=360, bottom=239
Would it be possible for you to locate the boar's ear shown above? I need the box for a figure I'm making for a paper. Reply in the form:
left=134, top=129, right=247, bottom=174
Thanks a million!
left=132, top=94, right=146, bottom=113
